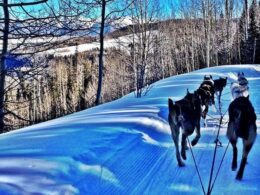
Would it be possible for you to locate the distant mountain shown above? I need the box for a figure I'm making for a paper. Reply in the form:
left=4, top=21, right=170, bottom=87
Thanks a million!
left=88, top=16, right=134, bottom=36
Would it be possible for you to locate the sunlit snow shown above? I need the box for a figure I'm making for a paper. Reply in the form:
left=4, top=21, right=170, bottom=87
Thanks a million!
left=0, top=65, right=259, bottom=194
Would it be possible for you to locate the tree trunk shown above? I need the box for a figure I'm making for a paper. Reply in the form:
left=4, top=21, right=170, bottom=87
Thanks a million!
left=253, top=37, right=256, bottom=63
left=0, top=0, right=9, bottom=133
left=202, top=0, right=211, bottom=68
left=245, top=0, right=248, bottom=40
left=225, top=0, right=229, bottom=64
left=95, top=0, right=106, bottom=105
left=206, top=23, right=210, bottom=68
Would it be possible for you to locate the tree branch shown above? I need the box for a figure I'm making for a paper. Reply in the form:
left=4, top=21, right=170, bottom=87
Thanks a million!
left=0, top=0, right=48, bottom=7
left=5, top=108, right=32, bottom=123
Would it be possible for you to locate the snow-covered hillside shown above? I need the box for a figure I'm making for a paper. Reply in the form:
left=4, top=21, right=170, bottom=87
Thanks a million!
left=0, top=65, right=259, bottom=195
left=45, top=30, right=158, bottom=57
left=0, top=16, right=134, bottom=54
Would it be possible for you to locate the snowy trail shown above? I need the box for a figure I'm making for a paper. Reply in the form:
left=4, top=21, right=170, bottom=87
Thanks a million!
left=0, top=65, right=259, bottom=194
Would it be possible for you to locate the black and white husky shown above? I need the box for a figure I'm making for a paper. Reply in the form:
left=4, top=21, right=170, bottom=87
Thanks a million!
left=231, top=72, right=249, bottom=100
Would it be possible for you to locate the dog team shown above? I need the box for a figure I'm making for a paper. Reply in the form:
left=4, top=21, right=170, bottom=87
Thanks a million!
left=168, top=72, right=256, bottom=180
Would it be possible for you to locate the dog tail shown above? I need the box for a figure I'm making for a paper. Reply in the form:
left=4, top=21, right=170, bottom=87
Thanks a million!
left=168, top=98, right=176, bottom=123
left=168, top=98, right=175, bottom=111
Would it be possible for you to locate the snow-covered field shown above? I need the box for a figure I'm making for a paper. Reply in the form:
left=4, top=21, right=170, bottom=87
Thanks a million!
left=44, top=30, right=159, bottom=56
left=1, top=32, right=142, bottom=57
left=0, top=65, right=259, bottom=195
left=44, top=36, right=129, bottom=56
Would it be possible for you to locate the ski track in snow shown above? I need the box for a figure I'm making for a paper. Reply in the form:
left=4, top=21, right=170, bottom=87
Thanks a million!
left=0, top=65, right=260, bottom=194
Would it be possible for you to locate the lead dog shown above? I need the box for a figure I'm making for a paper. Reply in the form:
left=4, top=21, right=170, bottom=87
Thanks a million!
left=231, top=72, right=249, bottom=100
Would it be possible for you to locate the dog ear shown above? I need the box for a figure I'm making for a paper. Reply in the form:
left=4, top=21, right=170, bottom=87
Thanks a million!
left=187, top=88, right=190, bottom=94
left=210, top=75, right=212, bottom=79
left=225, top=77, right=227, bottom=80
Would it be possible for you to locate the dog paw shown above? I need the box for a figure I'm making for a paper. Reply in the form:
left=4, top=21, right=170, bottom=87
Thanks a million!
left=236, top=173, right=242, bottom=180
left=191, top=139, right=198, bottom=146
left=178, top=161, right=185, bottom=167
left=181, top=150, right=187, bottom=160
left=232, top=163, right=237, bottom=171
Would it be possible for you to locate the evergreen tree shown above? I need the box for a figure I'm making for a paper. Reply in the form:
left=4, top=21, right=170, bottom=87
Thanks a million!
left=248, top=0, right=260, bottom=63
left=249, top=0, right=258, bottom=38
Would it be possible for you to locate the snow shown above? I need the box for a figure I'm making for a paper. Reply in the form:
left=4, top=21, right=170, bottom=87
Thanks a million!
left=1, top=30, right=158, bottom=57
left=0, top=64, right=260, bottom=194
left=111, top=16, right=134, bottom=27
left=44, top=37, right=126, bottom=56
left=44, top=30, right=159, bottom=56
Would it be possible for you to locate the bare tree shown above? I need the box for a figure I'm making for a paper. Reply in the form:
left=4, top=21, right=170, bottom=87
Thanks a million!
left=201, top=0, right=213, bottom=68
left=95, top=0, right=106, bottom=105
left=93, top=0, right=133, bottom=104
left=0, top=0, right=49, bottom=132
left=128, top=0, right=160, bottom=97
left=0, top=0, right=96, bottom=131
left=224, top=0, right=234, bottom=64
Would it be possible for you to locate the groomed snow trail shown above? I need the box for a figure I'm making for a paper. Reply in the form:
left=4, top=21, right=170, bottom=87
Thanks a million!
left=0, top=65, right=259, bottom=195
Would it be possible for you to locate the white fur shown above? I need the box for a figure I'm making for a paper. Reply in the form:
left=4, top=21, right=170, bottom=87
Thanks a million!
left=231, top=82, right=249, bottom=100
left=207, top=79, right=214, bottom=86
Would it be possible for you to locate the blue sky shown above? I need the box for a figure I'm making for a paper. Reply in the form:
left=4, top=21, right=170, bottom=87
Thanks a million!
left=6, top=0, right=178, bottom=19
left=4, top=0, right=249, bottom=20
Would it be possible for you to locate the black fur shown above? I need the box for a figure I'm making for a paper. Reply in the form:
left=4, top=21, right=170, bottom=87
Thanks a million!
left=198, top=75, right=215, bottom=119
left=227, top=96, right=257, bottom=180
left=214, top=77, right=227, bottom=97
left=200, top=77, right=215, bottom=105
left=168, top=90, right=202, bottom=167
left=228, top=96, right=256, bottom=139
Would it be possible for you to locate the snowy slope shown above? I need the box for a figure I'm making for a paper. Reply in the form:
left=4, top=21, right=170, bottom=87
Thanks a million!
left=0, top=65, right=260, bottom=195
left=44, top=31, right=158, bottom=56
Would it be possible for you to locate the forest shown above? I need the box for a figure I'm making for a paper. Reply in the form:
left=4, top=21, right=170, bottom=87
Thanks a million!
left=0, top=0, right=259, bottom=132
